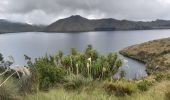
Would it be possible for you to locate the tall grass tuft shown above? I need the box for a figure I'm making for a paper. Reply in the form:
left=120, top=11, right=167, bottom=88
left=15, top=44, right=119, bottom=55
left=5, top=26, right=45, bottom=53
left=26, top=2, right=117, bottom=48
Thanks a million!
left=64, top=74, right=93, bottom=90
left=104, top=80, right=138, bottom=96
left=165, top=91, right=170, bottom=100
left=0, top=77, right=21, bottom=100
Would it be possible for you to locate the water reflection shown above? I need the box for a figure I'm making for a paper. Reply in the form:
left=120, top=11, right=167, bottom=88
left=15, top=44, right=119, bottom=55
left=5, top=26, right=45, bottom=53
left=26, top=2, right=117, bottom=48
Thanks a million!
left=114, top=58, right=147, bottom=80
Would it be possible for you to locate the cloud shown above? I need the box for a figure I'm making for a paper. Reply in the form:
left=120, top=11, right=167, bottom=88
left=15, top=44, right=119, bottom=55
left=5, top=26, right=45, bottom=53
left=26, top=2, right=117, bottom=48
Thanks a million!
left=0, top=0, right=170, bottom=25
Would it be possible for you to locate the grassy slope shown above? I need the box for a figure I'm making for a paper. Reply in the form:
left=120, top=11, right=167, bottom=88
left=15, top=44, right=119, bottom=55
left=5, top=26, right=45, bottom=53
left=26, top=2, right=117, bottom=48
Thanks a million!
left=119, top=37, right=170, bottom=72
left=23, top=80, right=170, bottom=100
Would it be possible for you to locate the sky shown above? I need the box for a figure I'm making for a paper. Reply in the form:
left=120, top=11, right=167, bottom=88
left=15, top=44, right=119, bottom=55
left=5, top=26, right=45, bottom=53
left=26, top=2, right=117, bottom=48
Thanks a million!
left=0, top=0, right=170, bottom=25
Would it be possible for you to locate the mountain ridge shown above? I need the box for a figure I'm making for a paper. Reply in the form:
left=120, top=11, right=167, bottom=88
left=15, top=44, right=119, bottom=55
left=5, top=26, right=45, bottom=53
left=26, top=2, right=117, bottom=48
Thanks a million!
left=2, top=15, right=170, bottom=33
left=44, top=15, right=170, bottom=32
left=0, top=19, right=45, bottom=33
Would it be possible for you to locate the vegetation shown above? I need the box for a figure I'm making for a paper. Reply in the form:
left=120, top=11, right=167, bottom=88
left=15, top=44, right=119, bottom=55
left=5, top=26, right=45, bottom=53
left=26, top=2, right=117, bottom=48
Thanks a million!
left=1, top=44, right=170, bottom=100
left=23, top=45, right=123, bottom=91
left=0, top=78, right=21, bottom=100
left=104, top=80, right=138, bottom=96
left=23, top=80, right=170, bottom=100
left=63, top=74, right=93, bottom=90
left=120, top=37, right=170, bottom=74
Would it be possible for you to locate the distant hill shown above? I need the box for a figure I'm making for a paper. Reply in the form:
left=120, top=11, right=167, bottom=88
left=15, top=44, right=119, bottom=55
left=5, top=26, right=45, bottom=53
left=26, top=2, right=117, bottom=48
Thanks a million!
left=0, top=19, right=44, bottom=33
left=44, top=15, right=170, bottom=32
left=2, top=15, right=170, bottom=33
left=120, top=37, right=170, bottom=73
left=44, top=15, right=94, bottom=32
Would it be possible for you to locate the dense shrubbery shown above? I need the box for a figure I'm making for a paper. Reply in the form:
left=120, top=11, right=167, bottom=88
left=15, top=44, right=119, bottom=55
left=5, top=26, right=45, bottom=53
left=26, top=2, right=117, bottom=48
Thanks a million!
left=64, top=74, right=93, bottom=90
left=24, top=45, right=123, bottom=91
left=2, top=44, right=170, bottom=99
left=32, top=56, right=66, bottom=90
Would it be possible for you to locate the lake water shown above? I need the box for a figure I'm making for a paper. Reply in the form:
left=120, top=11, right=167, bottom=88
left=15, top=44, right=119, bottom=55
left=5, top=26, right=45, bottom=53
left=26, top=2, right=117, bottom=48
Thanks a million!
left=1, top=30, right=170, bottom=79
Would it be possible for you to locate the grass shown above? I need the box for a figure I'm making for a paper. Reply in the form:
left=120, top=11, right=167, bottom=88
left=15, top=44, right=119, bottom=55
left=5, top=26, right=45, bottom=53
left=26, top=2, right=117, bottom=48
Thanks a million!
left=23, top=81, right=117, bottom=100
left=1, top=70, right=170, bottom=100
left=0, top=77, right=21, bottom=100
left=104, top=80, right=138, bottom=96
left=63, top=74, right=93, bottom=90
left=23, top=88, right=116, bottom=100
left=119, top=37, right=170, bottom=73
left=2, top=42, right=170, bottom=100
left=21, top=80, right=170, bottom=100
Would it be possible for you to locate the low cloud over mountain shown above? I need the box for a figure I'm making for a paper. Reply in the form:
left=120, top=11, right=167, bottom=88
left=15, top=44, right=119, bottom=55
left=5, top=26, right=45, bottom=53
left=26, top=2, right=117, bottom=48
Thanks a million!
left=1, top=0, right=170, bottom=25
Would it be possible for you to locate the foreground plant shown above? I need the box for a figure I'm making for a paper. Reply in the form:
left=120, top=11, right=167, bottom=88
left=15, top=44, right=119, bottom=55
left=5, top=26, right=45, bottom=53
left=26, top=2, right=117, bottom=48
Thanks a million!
left=104, top=80, right=138, bottom=96
left=0, top=78, right=21, bottom=100
left=24, top=45, right=123, bottom=91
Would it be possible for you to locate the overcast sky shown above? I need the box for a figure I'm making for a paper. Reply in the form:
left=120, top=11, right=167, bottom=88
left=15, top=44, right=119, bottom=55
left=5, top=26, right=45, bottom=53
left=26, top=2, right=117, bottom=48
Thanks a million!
left=0, top=0, right=170, bottom=25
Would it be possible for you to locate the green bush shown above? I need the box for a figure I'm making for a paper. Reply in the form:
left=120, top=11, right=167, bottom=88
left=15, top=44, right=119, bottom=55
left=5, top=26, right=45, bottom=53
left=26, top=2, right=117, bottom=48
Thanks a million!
left=24, top=45, right=123, bottom=91
left=137, top=79, right=154, bottom=92
left=31, top=56, right=66, bottom=90
left=64, top=74, right=92, bottom=90
left=104, top=81, right=137, bottom=96
left=38, top=65, right=65, bottom=90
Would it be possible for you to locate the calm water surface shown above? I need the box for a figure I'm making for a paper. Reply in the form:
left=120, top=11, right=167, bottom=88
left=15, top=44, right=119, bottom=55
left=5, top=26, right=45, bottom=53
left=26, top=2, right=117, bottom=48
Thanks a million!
left=1, top=30, right=170, bottom=79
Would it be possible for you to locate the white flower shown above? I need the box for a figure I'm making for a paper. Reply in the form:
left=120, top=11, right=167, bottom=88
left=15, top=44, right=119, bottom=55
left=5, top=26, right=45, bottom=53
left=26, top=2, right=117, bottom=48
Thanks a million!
left=88, top=57, right=91, bottom=62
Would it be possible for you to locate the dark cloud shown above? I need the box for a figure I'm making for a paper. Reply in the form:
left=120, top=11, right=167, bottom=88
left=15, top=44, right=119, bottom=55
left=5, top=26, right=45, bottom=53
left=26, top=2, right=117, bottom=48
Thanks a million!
left=0, top=0, right=170, bottom=25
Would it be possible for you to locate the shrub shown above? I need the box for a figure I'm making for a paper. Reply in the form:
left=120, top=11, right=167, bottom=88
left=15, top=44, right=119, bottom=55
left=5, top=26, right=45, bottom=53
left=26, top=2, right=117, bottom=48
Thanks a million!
left=24, top=45, right=123, bottom=91
left=104, top=81, right=137, bottom=96
left=135, top=76, right=155, bottom=92
left=137, top=79, right=154, bottom=92
left=31, top=56, right=66, bottom=90
left=38, top=65, right=66, bottom=90
left=64, top=74, right=92, bottom=90
left=120, top=70, right=126, bottom=79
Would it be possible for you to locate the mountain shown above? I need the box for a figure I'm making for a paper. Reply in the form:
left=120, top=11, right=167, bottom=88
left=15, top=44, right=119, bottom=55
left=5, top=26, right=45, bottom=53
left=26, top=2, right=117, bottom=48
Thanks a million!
left=44, top=15, right=144, bottom=32
left=44, top=15, right=170, bottom=32
left=2, top=15, right=170, bottom=33
left=0, top=19, right=44, bottom=33
left=44, top=15, right=94, bottom=32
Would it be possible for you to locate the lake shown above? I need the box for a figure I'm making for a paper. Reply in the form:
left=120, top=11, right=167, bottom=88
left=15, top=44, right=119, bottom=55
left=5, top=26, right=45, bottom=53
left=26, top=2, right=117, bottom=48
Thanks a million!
left=1, top=29, right=170, bottom=79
